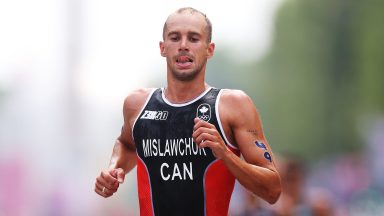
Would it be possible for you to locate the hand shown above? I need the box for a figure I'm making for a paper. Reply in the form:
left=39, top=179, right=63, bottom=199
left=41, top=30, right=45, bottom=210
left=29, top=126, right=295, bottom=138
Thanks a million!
left=192, top=117, right=230, bottom=159
left=95, top=168, right=125, bottom=198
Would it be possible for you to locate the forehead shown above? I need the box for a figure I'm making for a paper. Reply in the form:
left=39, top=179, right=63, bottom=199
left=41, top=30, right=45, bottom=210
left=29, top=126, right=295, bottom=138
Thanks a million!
left=165, top=12, right=207, bottom=35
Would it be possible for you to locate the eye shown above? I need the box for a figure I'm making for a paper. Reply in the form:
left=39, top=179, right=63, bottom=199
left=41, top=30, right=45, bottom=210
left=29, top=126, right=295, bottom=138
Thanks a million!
left=169, top=35, right=179, bottom=42
left=189, top=37, right=199, bottom=42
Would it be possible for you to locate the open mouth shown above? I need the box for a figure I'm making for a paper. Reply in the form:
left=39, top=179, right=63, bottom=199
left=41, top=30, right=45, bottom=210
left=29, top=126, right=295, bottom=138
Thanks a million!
left=175, top=55, right=193, bottom=69
left=176, top=55, right=193, bottom=64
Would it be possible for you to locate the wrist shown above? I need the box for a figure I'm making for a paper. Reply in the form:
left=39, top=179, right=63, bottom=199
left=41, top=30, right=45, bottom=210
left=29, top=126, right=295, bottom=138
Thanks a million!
left=220, top=146, right=233, bottom=161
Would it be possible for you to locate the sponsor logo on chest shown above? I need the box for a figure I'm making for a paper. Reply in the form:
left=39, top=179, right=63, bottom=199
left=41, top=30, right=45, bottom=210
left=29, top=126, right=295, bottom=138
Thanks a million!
left=140, top=110, right=168, bottom=120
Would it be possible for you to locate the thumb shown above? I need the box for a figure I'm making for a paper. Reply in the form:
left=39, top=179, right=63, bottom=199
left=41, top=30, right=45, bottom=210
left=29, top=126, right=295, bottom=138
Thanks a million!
left=115, top=168, right=125, bottom=183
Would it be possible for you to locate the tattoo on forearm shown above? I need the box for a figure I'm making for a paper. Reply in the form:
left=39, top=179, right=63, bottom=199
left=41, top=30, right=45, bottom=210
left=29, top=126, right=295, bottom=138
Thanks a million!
left=247, top=129, right=259, bottom=136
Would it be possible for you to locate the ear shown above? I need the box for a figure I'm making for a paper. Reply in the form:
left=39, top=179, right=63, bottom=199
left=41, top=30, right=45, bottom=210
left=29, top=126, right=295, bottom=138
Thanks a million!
left=159, top=41, right=166, bottom=57
left=207, top=42, right=215, bottom=59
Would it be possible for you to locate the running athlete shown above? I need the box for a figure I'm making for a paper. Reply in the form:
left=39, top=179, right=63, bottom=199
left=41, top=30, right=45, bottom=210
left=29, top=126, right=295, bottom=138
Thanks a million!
left=95, top=7, right=281, bottom=216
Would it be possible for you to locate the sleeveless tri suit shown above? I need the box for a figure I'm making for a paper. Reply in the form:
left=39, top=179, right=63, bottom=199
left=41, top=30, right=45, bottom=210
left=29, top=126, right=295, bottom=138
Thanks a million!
left=132, top=87, right=240, bottom=216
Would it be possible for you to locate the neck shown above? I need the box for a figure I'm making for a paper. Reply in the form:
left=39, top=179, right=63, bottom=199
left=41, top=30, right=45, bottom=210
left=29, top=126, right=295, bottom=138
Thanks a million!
left=164, top=81, right=209, bottom=104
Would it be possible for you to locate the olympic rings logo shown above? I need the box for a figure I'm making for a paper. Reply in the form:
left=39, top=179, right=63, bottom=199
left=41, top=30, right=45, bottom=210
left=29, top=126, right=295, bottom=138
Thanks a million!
left=196, top=103, right=211, bottom=122
left=199, top=115, right=210, bottom=121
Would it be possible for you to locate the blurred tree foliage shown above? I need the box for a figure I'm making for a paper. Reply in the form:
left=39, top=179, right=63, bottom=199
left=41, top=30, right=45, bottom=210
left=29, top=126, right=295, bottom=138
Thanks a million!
left=208, top=0, right=384, bottom=162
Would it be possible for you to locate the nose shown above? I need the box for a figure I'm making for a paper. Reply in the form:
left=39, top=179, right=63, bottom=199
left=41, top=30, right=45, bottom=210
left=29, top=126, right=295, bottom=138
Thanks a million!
left=179, top=37, right=189, bottom=52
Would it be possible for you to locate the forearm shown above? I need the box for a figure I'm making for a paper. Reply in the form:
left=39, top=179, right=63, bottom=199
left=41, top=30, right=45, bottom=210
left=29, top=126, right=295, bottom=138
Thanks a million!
left=109, top=140, right=137, bottom=174
left=221, top=149, right=281, bottom=204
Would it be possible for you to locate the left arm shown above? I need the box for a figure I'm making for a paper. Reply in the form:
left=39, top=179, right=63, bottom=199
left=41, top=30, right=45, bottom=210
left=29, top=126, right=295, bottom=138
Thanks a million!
left=192, top=90, right=281, bottom=204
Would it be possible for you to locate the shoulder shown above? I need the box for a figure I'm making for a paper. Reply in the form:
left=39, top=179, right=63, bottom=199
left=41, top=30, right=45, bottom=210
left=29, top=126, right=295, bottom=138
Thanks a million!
left=219, top=89, right=255, bottom=108
left=123, top=88, right=156, bottom=106
left=123, top=88, right=156, bottom=116
left=219, top=89, right=259, bottom=126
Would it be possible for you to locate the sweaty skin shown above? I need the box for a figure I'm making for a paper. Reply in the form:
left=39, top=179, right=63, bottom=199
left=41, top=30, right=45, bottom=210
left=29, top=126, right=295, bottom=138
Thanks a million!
left=95, top=7, right=281, bottom=206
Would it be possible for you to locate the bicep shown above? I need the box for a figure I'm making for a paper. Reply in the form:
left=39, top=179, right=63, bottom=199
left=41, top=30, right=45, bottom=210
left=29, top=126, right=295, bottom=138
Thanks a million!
left=234, top=126, right=275, bottom=170
left=231, top=96, right=277, bottom=171
left=118, top=88, right=153, bottom=151
left=118, top=95, right=140, bottom=152
left=118, top=124, right=136, bottom=152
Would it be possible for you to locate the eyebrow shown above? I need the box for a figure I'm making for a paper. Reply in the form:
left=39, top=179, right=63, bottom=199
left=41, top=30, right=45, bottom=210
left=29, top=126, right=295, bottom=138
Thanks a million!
left=167, top=31, right=179, bottom=37
left=167, top=31, right=202, bottom=38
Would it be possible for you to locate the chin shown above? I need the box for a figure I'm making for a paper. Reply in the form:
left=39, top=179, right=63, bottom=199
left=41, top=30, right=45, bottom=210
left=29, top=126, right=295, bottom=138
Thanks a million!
left=172, top=70, right=199, bottom=81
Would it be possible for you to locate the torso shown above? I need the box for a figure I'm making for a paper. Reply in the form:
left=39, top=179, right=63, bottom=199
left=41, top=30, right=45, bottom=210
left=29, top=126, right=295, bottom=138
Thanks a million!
left=132, top=87, right=239, bottom=216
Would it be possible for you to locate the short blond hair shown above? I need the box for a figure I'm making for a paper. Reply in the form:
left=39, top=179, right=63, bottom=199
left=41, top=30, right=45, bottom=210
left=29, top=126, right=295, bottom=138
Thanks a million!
left=162, top=7, right=212, bottom=43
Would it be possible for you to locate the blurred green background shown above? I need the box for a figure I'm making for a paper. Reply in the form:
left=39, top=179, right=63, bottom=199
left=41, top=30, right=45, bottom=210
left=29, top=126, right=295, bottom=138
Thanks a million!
left=207, top=0, right=384, bottom=162
left=211, top=0, right=384, bottom=214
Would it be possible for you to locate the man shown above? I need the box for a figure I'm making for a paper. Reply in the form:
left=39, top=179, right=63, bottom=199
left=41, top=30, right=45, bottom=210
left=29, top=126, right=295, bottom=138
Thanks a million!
left=95, top=7, right=281, bottom=216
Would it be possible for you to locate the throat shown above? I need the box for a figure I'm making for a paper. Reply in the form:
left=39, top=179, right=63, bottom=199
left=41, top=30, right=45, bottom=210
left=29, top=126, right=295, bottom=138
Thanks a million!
left=163, top=85, right=209, bottom=104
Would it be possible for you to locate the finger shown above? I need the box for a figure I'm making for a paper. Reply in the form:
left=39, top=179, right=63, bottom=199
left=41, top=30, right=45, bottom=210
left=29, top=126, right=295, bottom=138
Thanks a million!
left=193, top=118, right=214, bottom=131
left=95, top=181, right=103, bottom=191
left=95, top=181, right=118, bottom=197
left=199, top=140, right=215, bottom=148
left=193, top=126, right=213, bottom=136
left=101, top=186, right=115, bottom=196
left=193, top=118, right=207, bottom=130
left=193, top=127, right=217, bottom=141
left=94, top=183, right=109, bottom=198
left=110, top=168, right=125, bottom=184
left=95, top=178, right=119, bottom=195
left=115, top=168, right=125, bottom=183
left=103, top=170, right=120, bottom=186
left=95, top=187, right=107, bottom=197
left=95, top=181, right=118, bottom=193
left=97, top=172, right=119, bottom=190
left=195, top=133, right=216, bottom=146
left=95, top=187, right=113, bottom=198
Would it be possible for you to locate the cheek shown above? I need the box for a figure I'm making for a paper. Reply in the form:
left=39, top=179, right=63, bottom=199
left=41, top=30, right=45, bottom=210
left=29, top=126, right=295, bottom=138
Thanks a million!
left=161, top=49, right=166, bottom=57
left=196, top=53, right=207, bottom=63
left=167, top=47, right=180, bottom=56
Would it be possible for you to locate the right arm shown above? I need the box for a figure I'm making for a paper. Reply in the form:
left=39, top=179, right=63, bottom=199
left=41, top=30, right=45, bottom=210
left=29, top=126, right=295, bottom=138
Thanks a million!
left=95, top=88, right=153, bottom=198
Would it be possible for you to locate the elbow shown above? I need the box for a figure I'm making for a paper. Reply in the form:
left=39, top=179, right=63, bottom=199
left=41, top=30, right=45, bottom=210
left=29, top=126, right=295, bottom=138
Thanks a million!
left=255, top=173, right=282, bottom=204
left=249, top=183, right=281, bottom=204
left=266, top=174, right=282, bottom=204
left=265, top=185, right=281, bottom=204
